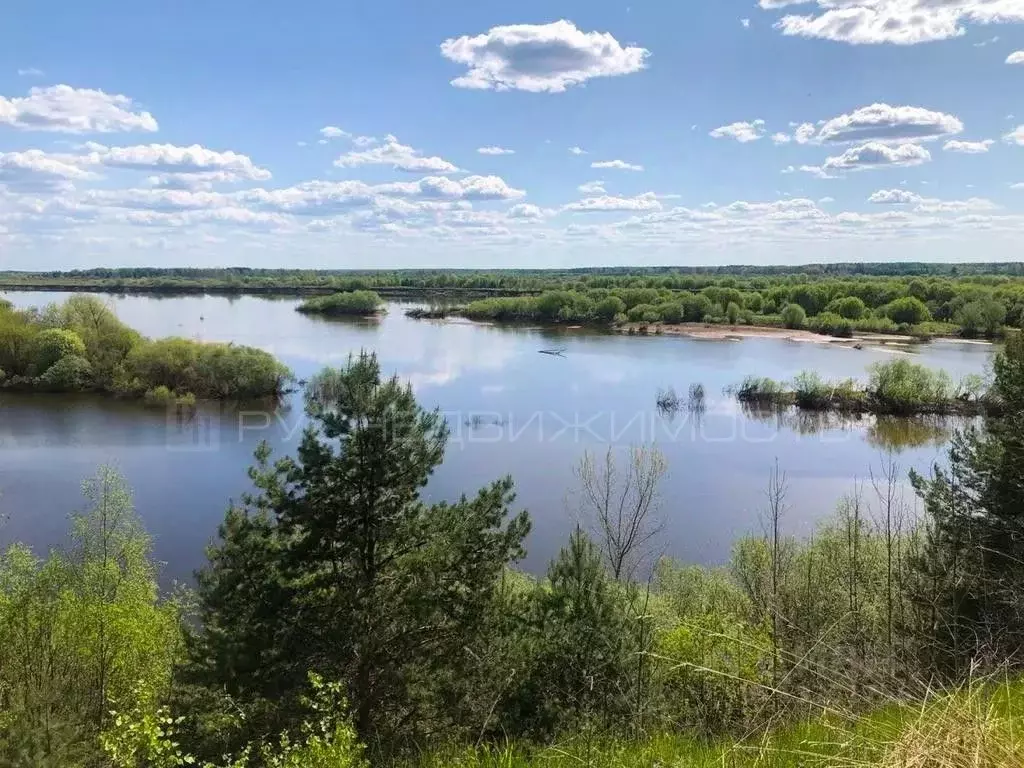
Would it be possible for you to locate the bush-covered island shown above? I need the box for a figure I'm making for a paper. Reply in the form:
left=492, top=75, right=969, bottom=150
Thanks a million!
left=0, top=295, right=292, bottom=403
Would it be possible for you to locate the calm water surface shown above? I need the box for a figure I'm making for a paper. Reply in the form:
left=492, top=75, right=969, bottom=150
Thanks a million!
left=0, top=292, right=996, bottom=581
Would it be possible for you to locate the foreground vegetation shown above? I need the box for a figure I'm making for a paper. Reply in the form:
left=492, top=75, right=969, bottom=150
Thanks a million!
left=5, top=263, right=1024, bottom=338
left=0, top=296, right=291, bottom=402
left=734, top=358, right=992, bottom=415
left=3, top=334, right=1024, bottom=766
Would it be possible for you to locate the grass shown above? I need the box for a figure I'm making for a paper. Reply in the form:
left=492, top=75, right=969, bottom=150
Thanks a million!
left=406, top=678, right=1024, bottom=767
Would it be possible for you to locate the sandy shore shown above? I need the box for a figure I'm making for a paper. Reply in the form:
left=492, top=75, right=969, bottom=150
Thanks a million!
left=614, top=322, right=924, bottom=346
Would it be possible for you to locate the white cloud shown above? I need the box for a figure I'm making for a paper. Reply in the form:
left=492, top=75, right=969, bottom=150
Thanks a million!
left=819, top=196, right=835, bottom=203
left=440, top=20, right=649, bottom=92
left=868, top=189, right=923, bottom=204
left=0, top=85, right=158, bottom=133
left=83, top=143, right=271, bottom=181
left=816, top=103, right=962, bottom=144
left=591, top=159, right=643, bottom=171
left=507, top=203, right=546, bottom=219
left=578, top=180, right=606, bottom=194
left=17, top=68, right=44, bottom=77
left=563, top=192, right=662, bottom=212
left=767, top=1, right=1024, bottom=46
left=822, top=142, right=932, bottom=171
left=781, top=165, right=796, bottom=174
left=477, top=146, right=515, bottom=155
left=943, top=139, right=994, bottom=153
left=334, top=135, right=459, bottom=173
left=1008, top=51, right=1024, bottom=64
left=1003, top=125, right=1024, bottom=145
left=709, top=119, right=766, bottom=142
left=568, top=146, right=587, bottom=155
left=0, top=149, right=96, bottom=192
left=772, top=132, right=792, bottom=144
left=741, top=18, right=751, bottom=28
left=319, top=126, right=349, bottom=139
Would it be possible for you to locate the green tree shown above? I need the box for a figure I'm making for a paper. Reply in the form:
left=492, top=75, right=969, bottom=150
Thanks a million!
left=781, top=303, right=807, bottom=329
left=909, top=332, right=1024, bottom=676
left=189, top=352, right=530, bottom=753
left=32, top=328, right=87, bottom=372
left=882, top=296, right=931, bottom=325
left=956, top=298, right=1006, bottom=337
left=592, top=296, right=626, bottom=323
left=0, top=468, right=181, bottom=767
left=825, top=296, right=867, bottom=320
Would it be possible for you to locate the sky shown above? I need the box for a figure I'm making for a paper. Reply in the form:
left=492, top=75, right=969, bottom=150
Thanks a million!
left=2, top=1, right=1024, bottom=270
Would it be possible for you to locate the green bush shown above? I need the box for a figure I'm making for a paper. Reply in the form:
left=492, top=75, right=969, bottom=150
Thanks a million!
left=781, top=303, right=807, bottom=329
left=825, top=296, right=867, bottom=320
left=881, top=296, right=931, bottom=325
left=627, top=304, right=658, bottom=323
left=811, top=312, right=853, bottom=338
left=868, top=358, right=953, bottom=413
left=593, top=296, right=626, bottom=322
left=39, top=354, right=93, bottom=390
left=956, top=298, right=1005, bottom=337
left=127, top=338, right=291, bottom=399
left=297, top=291, right=383, bottom=316
left=33, top=327, right=87, bottom=372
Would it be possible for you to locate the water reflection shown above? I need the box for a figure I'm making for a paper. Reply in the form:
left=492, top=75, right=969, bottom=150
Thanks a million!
left=740, top=404, right=955, bottom=453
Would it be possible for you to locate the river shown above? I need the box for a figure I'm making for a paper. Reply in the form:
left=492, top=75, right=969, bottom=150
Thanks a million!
left=0, top=292, right=995, bottom=582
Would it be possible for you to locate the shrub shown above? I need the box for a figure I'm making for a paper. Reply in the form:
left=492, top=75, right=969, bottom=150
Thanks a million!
left=627, top=304, right=658, bottom=323
left=39, top=354, right=93, bottom=390
left=825, top=296, right=867, bottom=320
left=593, top=296, right=626, bottom=323
left=781, top=303, right=807, bottom=329
left=736, top=375, right=789, bottom=404
left=868, top=359, right=953, bottom=413
left=726, top=302, right=742, bottom=325
left=881, top=296, right=931, bottom=325
left=956, top=298, right=1006, bottom=337
left=297, top=291, right=383, bottom=316
left=657, top=302, right=684, bottom=324
left=811, top=312, right=853, bottom=338
left=33, top=327, right=87, bottom=372
left=143, top=385, right=175, bottom=407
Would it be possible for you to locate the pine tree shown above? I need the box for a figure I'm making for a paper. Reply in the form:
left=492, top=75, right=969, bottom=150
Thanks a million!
left=910, top=331, right=1024, bottom=675
left=189, top=352, right=530, bottom=752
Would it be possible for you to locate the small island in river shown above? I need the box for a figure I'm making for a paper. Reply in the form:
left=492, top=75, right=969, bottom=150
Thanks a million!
left=0, top=295, right=292, bottom=405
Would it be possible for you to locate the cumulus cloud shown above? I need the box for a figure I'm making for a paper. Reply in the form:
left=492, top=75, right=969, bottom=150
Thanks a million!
left=772, top=132, right=792, bottom=144
left=741, top=18, right=751, bottom=28
left=591, top=159, right=643, bottom=171
left=816, top=103, right=962, bottom=144
left=943, top=139, right=994, bottom=153
left=507, top=203, right=546, bottom=219
left=578, top=180, right=606, bottom=194
left=868, top=189, right=923, bottom=204
left=821, top=142, right=932, bottom=171
left=709, top=119, right=766, bottom=142
left=477, top=146, right=515, bottom=155
left=319, top=126, right=349, bottom=139
left=1003, top=125, right=1024, bottom=145
left=440, top=20, right=649, bottom=92
left=334, top=135, right=459, bottom=173
left=0, top=85, right=158, bottom=133
left=0, top=149, right=96, bottom=192
left=563, top=192, right=662, bottom=212
left=1008, top=51, right=1024, bottom=64
left=766, top=1, right=1024, bottom=46
left=569, top=146, right=587, bottom=155
left=82, top=143, right=271, bottom=181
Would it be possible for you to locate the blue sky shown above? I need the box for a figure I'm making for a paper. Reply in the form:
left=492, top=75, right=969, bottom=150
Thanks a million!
left=3, top=0, right=1024, bottom=270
